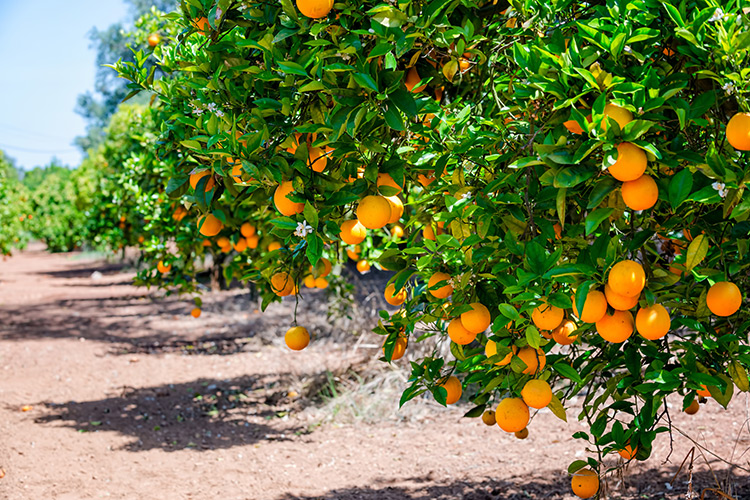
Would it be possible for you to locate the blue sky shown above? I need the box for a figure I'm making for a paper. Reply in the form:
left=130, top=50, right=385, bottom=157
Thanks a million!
left=0, top=1, right=128, bottom=171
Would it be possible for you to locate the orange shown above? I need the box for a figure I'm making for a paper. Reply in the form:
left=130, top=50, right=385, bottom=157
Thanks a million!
left=697, top=384, right=711, bottom=398
left=447, top=317, right=477, bottom=345
left=609, top=142, right=647, bottom=182
left=191, top=307, right=201, bottom=318
left=303, top=275, right=316, bottom=288
left=427, top=272, right=453, bottom=299
left=596, top=310, right=634, bottom=343
left=608, top=259, right=646, bottom=297
left=635, top=304, right=671, bottom=340
left=271, top=272, right=295, bottom=297
left=485, top=341, right=516, bottom=366
left=357, top=195, right=391, bottom=229
left=514, top=427, right=529, bottom=439
left=405, top=67, right=426, bottom=93
left=571, top=469, right=599, bottom=499
left=197, top=214, right=223, bottom=236
left=307, top=146, right=328, bottom=172
left=190, top=170, right=215, bottom=191
left=391, top=224, right=405, bottom=239
left=417, top=171, right=435, bottom=187
left=310, top=257, right=332, bottom=278
left=246, top=234, right=259, bottom=248
left=495, top=398, right=530, bottom=432
left=240, top=222, right=256, bottom=237
left=340, top=220, right=367, bottom=245
left=173, top=206, right=188, bottom=221
left=296, top=0, right=333, bottom=18
left=563, top=119, right=584, bottom=135
left=157, top=260, right=171, bottom=273
left=192, top=16, right=209, bottom=35
left=604, top=283, right=639, bottom=310
left=385, top=196, right=404, bottom=224
left=706, top=281, right=742, bottom=317
left=383, top=336, right=407, bottom=361
left=377, top=173, right=403, bottom=194
left=314, top=277, right=329, bottom=289
left=726, top=112, right=750, bottom=150
left=572, top=289, right=607, bottom=323
left=440, top=376, right=462, bottom=404
left=286, top=133, right=301, bottom=154
left=356, top=259, right=370, bottom=273
left=552, top=320, right=579, bottom=345
left=618, top=444, right=637, bottom=460
left=521, top=379, right=552, bottom=409
left=285, top=326, right=310, bottom=351
left=481, top=410, right=496, bottom=426
left=422, top=222, right=445, bottom=241
left=346, top=246, right=361, bottom=260
left=460, top=302, right=491, bottom=334
left=384, top=284, right=406, bottom=306
left=274, top=181, right=304, bottom=216
left=217, top=236, right=230, bottom=248
left=147, top=33, right=160, bottom=47
left=603, top=103, right=633, bottom=129
left=233, top=238, right=248, bottom=252
left=531, top=300, right=564, bottom=330
left=230, top=163, right=245, bottom=183
left=622, top=174, right=658, bottom=211
left=684, top=399, right=700, bottom=414
left=517, top=347, right=546, bottom=375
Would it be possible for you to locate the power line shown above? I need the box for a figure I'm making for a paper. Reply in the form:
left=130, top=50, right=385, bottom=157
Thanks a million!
left=0, top=122, right=72, bottom=141
left=0, top=142, right=79, bottom=154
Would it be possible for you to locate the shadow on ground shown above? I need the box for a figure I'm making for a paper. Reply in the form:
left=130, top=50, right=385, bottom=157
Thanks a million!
left=273, top=468, right=750, bottom=500
left=30, top=374, right=308, bottom=452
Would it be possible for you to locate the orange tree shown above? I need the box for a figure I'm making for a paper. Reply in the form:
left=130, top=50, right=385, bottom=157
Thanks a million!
left=0, top=151, right=31, bottom=255
left=113, top=0, right=750, bottom=496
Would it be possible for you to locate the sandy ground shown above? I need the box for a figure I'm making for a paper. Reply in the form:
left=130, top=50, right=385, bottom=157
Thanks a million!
left=1, top=244, right=749, bottom=500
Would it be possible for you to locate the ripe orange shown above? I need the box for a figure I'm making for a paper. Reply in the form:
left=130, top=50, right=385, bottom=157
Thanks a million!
left=285, top=326, right=310, bottom=351
left=147, top=33, right=160, bottom=47
left=517, top=347, right=546, bottom=375
left=531, top=300, right=564, bottom=331
left=609, top=142, right=647, bottom=182
left=604, top=283, right=639, bottom=310
left=233, top=238, right=247, bottom=252
left=514, top=427, right=529, bottom=439
left=274, top=181, right=304, bottom=216
left=157, top=260, right=171, bottom=273
left=447, top=317, right=477, bottom=345
left=357, top=195, right=391, bottom=229
left=417, top=171, right=435, bottom=187
left=422, top=222, right=445, bottom=240
left=460, top=302, right=491, bottom=334
left=482, top=410, right=496, bottom=426
left=385, top=196, right=404, bottom=224
left=596, top=310, right=634, bottom=343
left=495, top=398, right=530, bottom=432
left=485, top=341, right=516, bottom=366
left=286, top=133, right=301, bottom=154
left=726, top=112, right=750, bottom=150
left=190, top=170, right=215, bottom=191
left=240, top=222, right=256, bottom=237
left=217, top=236, right=230, bottom=247
left=622, top=174, right=659, bottom=211
left=246, top=234, right=259, bottom=249
left=552, top=320, right=579, bottom=345
left=603, top=103, right=633, bottom=129
left=377, top=173, right=403, bottom=194
left=635, top=304, right=671, bottom=340
left=310, top=257, right=332, bottom=278
left=271, top=272, right=295, bottom=297
left=706, top=281, right=742, bottom=317
left=356, top=259, right=371, bottom=273
left=307, top=146, right=328, bottom=172
left=384, top=336, right=407, bottom=361
left=618, top=444, right=637, bottom=460
left=391, top=224, right=405, bottom=239
left=427, top=272, right=453, bottom=299
left=197, top=214, right=223, bottom=236
left=571, top=469, right=599, bottom=499
left=303, top=275, right=316, bottom=288
left=268, top=242, right=282, bottom=252
left=405, top=67, right=426, bottom=93
left=521, top=379, right=553, bottom=409
left=346, top=246, right=361, bottom=260
left=192, top=16, right=209, bottom=35
left=440, top=376, right=462, bottom=404
left=572, top=289, right=607, bottom=323
left=173, top=206, right=188, bottom=221
left=608, top=259, right=646, bottom=297
left=684, top=399, right=700, bottom=414
left=314, top=277, right=329, bottom=289
left=563, top=119, right=584, bottom=135
left=296, top=0, right=333, bottom=18
left=340, top=220, right=367, bottom=245
left=230, top=163, right=247, bottom=184
left=697, top=384, right=711, bottom=398
left=384, top=283, right=407, bottom=306
left=191, top=307, right=201, bottom=318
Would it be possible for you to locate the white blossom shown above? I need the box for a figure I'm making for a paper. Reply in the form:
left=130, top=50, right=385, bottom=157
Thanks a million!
left=712, top=181, right=728, bottom=198
left=461, top=192, right=472, bottom=201
left=708, top=8, right=725, bottom=22
left=215, top=109, right=224, bottom=117
left=623, top=45, right=633, bottom=54
left=294, top=221, right=314, bottom=238
left=722, top=82, right=736, bottom=95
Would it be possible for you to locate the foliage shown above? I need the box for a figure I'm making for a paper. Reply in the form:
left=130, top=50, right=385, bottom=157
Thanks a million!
left=0, top=151, right=32, bottom=255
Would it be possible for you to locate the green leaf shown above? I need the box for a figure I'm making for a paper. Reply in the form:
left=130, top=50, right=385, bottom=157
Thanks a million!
left=708, top=374, right=734, bottom=409
left=668, top=168, right=693, bottom=209
left=303, top=201, right=319, bottom=229
left=549, top=394, right=568, bottom=422
left=729, top=361, right=749, bottom=392
left=277, top=61, right=308, bottom=77
left=352, top=73, right=379, bottom=93
left=526, top=326, right=542, bottom=349
left=552, top=363, right=583, bottom=384
left=306, top=233, right=323, bottom=268
left=389, top=89, right=418, bottom=118
left=383, top=103, right=404, bottom=131
left=585, top=208, right=614, bottom=235
left=684, top=234, right=708, bottom=271
left=497, top=303, right=520, bottom=321
left=587, top=178, right=616, bottom=209
left=568, top=460, right=587, bottom=474
left=463, top=405, right=486, bottom=418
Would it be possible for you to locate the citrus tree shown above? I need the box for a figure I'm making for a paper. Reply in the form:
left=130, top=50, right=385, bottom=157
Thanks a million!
left=0, top=151, right=31, bottom=256
left=111, top=0, right=750, bottom=497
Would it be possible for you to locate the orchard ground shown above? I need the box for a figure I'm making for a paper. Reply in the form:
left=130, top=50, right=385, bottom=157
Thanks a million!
left=1, top=244, right=749, bottom=500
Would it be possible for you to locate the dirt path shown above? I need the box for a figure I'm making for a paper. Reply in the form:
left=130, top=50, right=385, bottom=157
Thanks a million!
left=1, top=245, right=749, bottom=499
